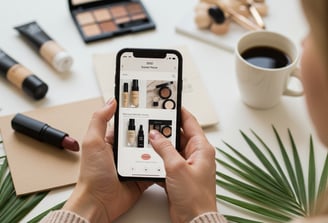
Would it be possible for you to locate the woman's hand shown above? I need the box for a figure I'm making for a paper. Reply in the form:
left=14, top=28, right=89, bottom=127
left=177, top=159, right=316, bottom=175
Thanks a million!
left=63, top=98, right=152, bottom=222
left=149, top=107, right=217, bottom=223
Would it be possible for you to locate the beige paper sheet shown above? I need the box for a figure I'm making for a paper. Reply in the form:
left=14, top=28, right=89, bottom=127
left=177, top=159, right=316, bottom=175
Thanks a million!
left=93, top=46, right=219, bottom=127
left=0, top=97, right=104, bottom=195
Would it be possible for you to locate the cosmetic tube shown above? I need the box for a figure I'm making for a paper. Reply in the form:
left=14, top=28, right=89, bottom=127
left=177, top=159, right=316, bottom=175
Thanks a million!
left=0, top=49, right=48, bottom=100
left=15, top=21, right=73, bottom=72
left=127, top=118, right=136, bottom=147
left=11, top=113, right=79, bottom=152
left=131, top=79, right=139, bottom=107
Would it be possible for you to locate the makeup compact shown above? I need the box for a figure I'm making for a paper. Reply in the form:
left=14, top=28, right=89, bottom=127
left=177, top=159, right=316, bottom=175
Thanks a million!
left=68, top=0, right=156, bottom=43
left=149, top=120, right=172, bottom=138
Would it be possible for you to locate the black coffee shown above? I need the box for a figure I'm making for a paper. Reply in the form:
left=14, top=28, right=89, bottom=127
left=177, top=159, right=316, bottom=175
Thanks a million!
left=241, top=46, right=291, bottom=69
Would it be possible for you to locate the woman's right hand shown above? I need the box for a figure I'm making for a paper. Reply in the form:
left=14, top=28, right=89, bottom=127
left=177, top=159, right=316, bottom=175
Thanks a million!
left=149, top=107, right=217, bottom=223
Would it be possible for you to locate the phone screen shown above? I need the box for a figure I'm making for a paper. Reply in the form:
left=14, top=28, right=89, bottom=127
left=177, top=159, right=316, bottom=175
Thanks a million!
left=114, top=48, right=182, bottom=180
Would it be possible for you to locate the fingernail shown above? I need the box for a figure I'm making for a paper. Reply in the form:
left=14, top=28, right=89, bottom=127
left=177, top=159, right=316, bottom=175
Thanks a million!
left=106, top=97, right=114, bottom=106
left=149, top=130, right=160, bottom=140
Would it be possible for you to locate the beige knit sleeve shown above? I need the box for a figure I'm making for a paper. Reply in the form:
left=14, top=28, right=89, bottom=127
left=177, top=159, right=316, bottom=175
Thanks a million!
left=189, top=212, right=228, bottom=223
left=39, top=210, right=90, bottom=223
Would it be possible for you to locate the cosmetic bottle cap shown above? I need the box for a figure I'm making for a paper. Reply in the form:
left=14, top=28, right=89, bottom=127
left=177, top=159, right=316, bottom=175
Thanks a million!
left=123, top=82, right=128, bottom=92
left=138, top=125, right=144, bottom=135
left=22, top=75, right=48, bottom=100
left=128, top=119, right=135, bottom=130
left=52, top=51, right=73, bottom=72
left=132, top=79, right=139, bottom=91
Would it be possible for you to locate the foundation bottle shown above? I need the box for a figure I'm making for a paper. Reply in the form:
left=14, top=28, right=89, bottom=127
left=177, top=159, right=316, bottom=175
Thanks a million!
left=127, top=119, right=136, bottom=147
left=137, top=125, right=144, bottom=148
left=0, top=49, right=48, bottom=100
left=130, top=79, right=139, bottom=107
left=122, top=82, right=129, bottom=107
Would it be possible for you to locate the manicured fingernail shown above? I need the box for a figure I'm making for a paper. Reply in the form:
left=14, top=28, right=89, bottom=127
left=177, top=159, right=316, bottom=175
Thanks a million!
left=149, top=130, right=160, bottom=140
left=106, top=97, right=114, bottom=106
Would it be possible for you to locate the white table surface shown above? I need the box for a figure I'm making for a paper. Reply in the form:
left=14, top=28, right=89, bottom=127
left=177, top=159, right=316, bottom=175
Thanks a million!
left=0, top=0, right=327, bottom=222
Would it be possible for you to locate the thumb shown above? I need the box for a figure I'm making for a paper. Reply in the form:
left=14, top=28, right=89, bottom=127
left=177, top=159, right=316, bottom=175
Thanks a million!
left=149, top=130, right=184, bottom=170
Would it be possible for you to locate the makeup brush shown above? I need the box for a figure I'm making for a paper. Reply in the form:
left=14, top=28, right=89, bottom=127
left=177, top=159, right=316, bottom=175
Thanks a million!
left=202, top=0, right=262, bottom=30
left=239, top=0, right=266, bottom=29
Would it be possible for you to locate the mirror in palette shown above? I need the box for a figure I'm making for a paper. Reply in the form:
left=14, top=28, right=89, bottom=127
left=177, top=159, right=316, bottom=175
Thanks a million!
left=68, top=0, right=156, bottom=43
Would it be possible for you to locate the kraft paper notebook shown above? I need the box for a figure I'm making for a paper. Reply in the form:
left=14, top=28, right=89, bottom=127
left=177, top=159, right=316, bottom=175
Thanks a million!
left=0, top=97, right=104, bottom=195
left=93, top=46, right=219, bottom=127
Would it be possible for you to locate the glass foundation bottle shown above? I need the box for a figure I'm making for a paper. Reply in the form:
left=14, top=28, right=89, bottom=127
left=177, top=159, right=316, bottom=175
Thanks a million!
left=127, top=118, right=136, bottom=147
left=130, top=79, right=139, bottom=107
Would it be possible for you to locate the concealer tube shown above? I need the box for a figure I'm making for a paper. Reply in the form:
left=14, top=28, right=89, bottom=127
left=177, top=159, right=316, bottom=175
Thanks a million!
left=131, top=79, right=139, bottom=108
left=0, top=49, right=48, bottom=100
left=15, top=21, right=73, bottom=73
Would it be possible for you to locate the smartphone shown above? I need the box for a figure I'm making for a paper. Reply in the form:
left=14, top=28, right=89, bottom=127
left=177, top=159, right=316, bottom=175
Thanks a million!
left=113, top=48, right=183, bottom=181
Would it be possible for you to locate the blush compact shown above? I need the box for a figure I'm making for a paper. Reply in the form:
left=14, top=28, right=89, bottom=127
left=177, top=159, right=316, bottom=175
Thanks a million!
left=156, top=81, right=173, bottom=99
left=68, top=0, right=156, bottom=43
left=162, top=99, right=176, bottom=109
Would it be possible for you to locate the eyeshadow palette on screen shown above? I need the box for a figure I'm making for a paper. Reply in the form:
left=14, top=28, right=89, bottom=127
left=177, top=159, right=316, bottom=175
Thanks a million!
left=69, top=0, right=156, bottom=43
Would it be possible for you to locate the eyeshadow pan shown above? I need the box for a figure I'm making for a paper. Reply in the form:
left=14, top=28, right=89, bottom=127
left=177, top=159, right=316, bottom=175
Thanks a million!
left=76, top=12, right=95, bottom=25
left=126, top=2, right=143, bottom=14
left=110, top=5, right=128, bottom=18
left=99, top=21, right=117, bottom=32
left=82, top=23, right=101, bottom=37
left=115, top=16, right=130, bottom=24
left=93, top=8, right=111, bottom=22
left=131, top=13, right=147, bottom=21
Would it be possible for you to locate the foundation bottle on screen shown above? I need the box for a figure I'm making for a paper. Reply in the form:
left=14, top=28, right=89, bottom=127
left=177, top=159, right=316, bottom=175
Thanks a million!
left=122, top=82, right=129, bottom=107
left=130, top=79, right=139, bottom=107
left=127, top=119, right=136, bottom=147
left=137, top=125, right=144, bottom=148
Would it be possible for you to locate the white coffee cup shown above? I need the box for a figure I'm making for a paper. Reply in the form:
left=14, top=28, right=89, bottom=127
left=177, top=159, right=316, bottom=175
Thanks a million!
left=235, top=30, right=303, bottom=109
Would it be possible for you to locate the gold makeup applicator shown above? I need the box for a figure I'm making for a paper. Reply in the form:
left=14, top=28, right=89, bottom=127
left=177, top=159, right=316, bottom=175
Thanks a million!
left=238, top=0, right=266, bottom=29
left=201, top=0, right=264, bottom=31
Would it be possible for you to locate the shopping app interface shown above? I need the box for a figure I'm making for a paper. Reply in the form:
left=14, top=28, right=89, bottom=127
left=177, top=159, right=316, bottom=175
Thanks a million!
left=118, top=52, right=179, bottom=178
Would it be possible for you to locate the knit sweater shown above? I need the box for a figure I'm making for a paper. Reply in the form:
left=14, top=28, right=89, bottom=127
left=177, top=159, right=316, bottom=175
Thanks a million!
left=40, top=210, right=328, bottom=223
left=40, top=210, right=227, bottom=223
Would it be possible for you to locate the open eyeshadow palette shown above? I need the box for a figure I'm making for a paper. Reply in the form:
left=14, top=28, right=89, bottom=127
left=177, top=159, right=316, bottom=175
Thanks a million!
left=69, top=0, right=156, bottom=43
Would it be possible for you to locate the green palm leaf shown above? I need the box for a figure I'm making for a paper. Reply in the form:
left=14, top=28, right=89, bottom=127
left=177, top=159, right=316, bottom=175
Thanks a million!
left=307, top=136, right=316, bottom=213
left=224, top=215, right=263, bottom=223
left=318, top=154, right=328, bottom=197
left=27, top=201, right=66, bottom=223
left=288, top=129, right=308, bottom=212
left=216, top=127, right=328, bottom=223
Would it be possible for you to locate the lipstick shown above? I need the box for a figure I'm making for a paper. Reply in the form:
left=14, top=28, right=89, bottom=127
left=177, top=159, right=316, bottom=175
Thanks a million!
left=11, top=113, right=79, bottom=152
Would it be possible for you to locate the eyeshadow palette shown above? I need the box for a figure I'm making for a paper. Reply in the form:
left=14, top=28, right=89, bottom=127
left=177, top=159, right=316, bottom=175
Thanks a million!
left=69, top=0, right=156, bottom=43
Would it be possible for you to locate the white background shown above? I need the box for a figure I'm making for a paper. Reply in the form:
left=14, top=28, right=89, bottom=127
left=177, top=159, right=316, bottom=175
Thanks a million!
left=0, top=0, right=327, bottom=222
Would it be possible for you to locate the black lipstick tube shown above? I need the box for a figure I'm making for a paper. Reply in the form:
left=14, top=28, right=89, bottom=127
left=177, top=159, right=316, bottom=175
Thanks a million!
left=11, top=113, right=79, bottom=151
left=12, top=113, right=67, bottom=148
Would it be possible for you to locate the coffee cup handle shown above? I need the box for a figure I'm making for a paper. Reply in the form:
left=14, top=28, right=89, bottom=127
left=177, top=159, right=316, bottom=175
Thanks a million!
left=283, top=68, right=304, bottom=96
